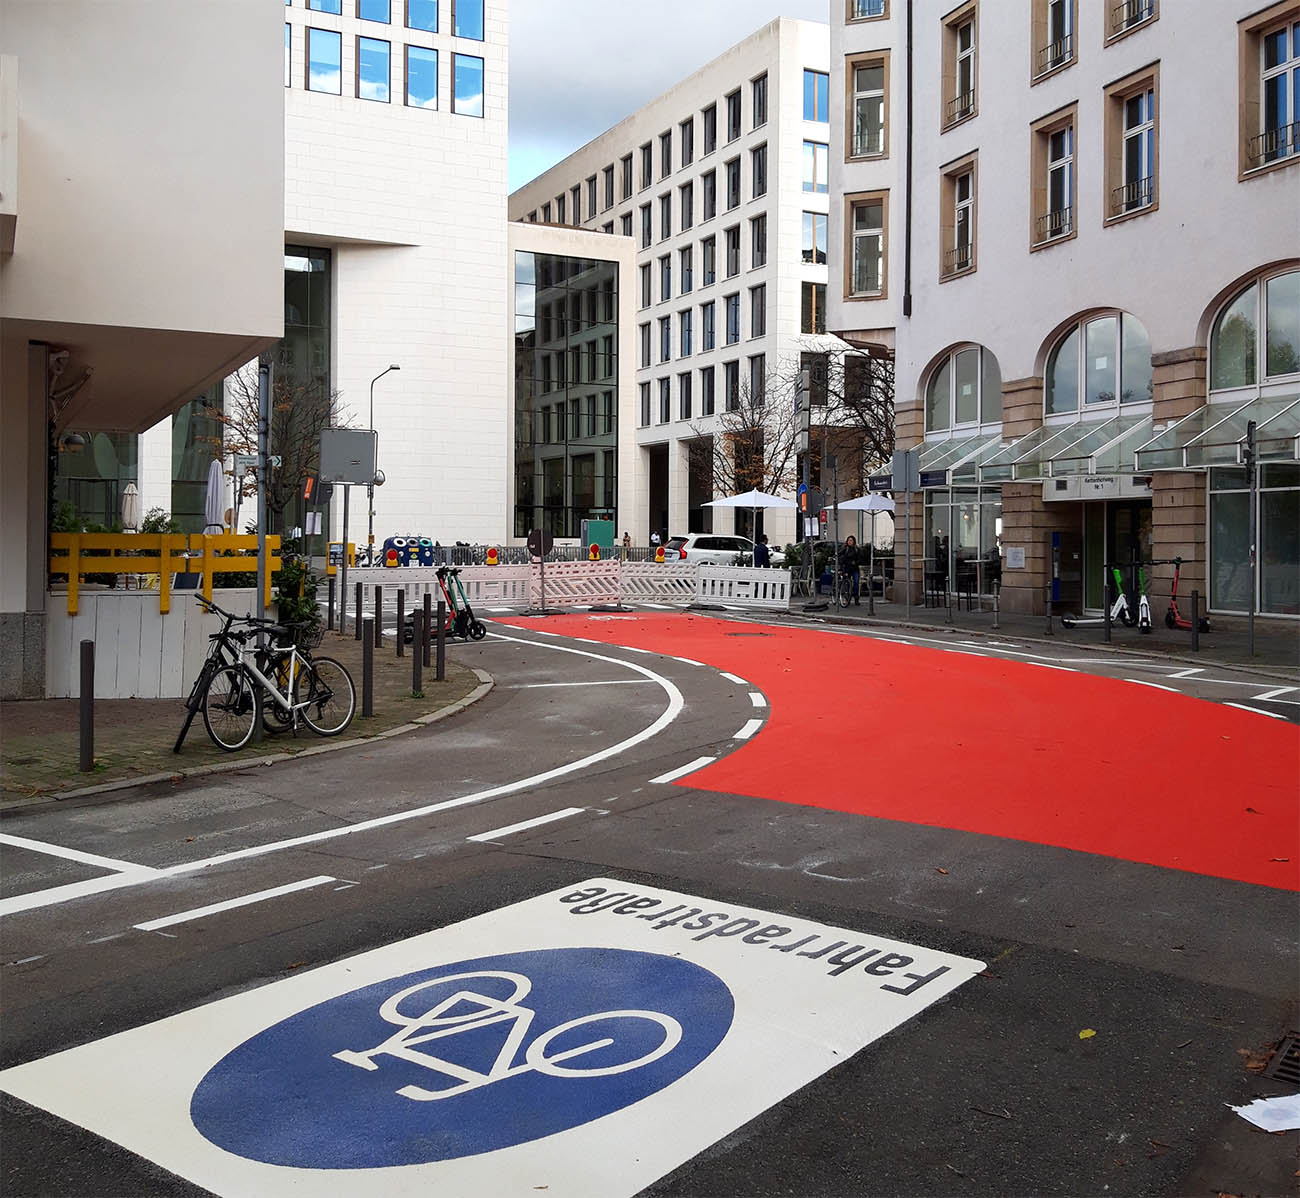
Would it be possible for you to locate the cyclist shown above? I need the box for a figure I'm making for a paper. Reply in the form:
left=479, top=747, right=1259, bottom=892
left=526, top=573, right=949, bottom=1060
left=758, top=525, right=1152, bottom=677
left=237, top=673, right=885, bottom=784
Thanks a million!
left=839, top=535, right=861, bottom=605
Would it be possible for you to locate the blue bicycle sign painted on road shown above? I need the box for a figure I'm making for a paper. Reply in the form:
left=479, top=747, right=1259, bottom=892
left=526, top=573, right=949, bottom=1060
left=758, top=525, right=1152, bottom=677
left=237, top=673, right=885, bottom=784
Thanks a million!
left=190, top=947, right=734, bottom=1169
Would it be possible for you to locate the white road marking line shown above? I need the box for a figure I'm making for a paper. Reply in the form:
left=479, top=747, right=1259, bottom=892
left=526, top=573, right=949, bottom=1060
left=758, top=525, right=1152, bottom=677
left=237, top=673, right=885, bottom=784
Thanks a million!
left=720, top=671, right=748, bottom=685
left=486, top=607, right=517, bottom=613
left=133, top=876, right=337, bottom=932
left=0, top=635, right=688, bottom=919
left=11, top=956, right=44, bottom=965
left=1124, top=678, right=1182, bottom=693
left=640, top=602, right=673, bottom=609
left=529, top=629, right=560, bottom=636
left=1024, top=662, right=1078, bottom=673
left=87, top=934, right=125, bottom=944
left=650, top=756, right=717, bottom=784
left=671, top=656, right=704, bottom=666
left=1225, top=703, right=1287, bottom=720
left=1168, top=668, right=1205, bottom=678
left=0, top=834, right=156, bottom=877
left=749, top=692, right=767, bottom=707
left=511, top=680, right=652, bottom=689
left=466, top=808, right=586, bottom=842
left=620, top=646, right=652, bottom=654
left=735, top=718, right=763, bottom=740
left=1253, top=686, right=1297, bottom=701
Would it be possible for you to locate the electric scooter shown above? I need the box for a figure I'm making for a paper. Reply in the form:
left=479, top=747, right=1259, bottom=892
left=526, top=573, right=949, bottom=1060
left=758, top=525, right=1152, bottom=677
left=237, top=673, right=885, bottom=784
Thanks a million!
left=1164, top=556, right=1211, bottom=632
left=1061, top=564, right=1138, bottom=629
left=443, top=567, right=487, bottom=641
left=1134, top=562, right=1153, bottom=634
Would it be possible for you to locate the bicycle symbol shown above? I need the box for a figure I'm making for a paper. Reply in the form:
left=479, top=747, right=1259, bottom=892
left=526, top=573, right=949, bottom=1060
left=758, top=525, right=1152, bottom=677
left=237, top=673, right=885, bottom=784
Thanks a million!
left=333, top=969, right=683, bottom=1101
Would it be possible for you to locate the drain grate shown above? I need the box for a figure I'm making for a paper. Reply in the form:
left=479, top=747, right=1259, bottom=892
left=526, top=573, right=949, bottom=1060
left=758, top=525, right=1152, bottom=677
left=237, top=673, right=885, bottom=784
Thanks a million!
left=1262, top=1034, right=1300, bottom=1085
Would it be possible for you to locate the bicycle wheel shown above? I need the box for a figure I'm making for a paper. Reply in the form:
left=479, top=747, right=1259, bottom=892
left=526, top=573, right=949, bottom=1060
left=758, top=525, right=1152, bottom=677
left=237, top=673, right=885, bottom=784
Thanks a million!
left=836, top=579, right=852, bottom=609
left=260, top=654, right=297, bottom=734
left=202, top=665, right=261, bottom=751
left=298, top=656, right=356, bottom=737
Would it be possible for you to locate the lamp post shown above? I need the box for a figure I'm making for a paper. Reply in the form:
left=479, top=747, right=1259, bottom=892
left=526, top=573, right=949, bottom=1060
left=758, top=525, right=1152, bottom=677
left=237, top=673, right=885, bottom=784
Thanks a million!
left=367, top=364, right=400, bottom=549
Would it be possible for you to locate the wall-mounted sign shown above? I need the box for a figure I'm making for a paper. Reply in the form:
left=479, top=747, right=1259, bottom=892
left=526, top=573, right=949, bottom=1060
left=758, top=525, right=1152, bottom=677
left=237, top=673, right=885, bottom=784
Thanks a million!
left=919, top=470, right=948, bottom=489
left=1005, top=547, right=1026, bottom=569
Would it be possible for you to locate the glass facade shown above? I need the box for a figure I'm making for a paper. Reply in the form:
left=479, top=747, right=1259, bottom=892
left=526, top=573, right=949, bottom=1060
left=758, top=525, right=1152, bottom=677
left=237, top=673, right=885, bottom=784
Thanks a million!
left=453, top=53, right=484, bottom=117
left=514, top=251, right=620, bottom=538
left=171, top=387, right=224, bottom=533
left=924, top=487, right=1003, bottom=594
left=1210, top=465, right=1300, bottom=614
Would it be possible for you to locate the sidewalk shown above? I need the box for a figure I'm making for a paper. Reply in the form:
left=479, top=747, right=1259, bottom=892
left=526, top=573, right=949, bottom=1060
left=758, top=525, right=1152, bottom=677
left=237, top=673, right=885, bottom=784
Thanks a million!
left=0, top=630, right=489, bottom=809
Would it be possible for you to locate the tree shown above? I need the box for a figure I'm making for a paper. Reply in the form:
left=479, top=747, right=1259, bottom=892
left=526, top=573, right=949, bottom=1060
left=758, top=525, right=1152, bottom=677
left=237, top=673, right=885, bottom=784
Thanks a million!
left=200, top=360, right=352, bottom=534
left=687, top=375, right=801, bottom=501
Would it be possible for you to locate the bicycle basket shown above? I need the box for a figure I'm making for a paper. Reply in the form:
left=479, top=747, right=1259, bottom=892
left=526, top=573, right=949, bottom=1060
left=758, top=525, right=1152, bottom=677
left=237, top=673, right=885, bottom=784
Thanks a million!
left=292, top=622, right=324, bottom=651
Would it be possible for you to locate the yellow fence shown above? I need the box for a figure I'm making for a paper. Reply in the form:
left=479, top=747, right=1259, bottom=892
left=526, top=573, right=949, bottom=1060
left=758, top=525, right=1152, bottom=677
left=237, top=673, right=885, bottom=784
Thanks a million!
left=49, top=533, right=282, bottom=615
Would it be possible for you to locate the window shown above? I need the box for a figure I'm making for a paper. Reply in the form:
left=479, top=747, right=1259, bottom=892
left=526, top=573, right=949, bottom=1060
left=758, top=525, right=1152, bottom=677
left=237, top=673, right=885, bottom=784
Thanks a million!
left=925, top=345, right=1002, bottom=431
left=726, top=157, right=741, bottom=209
left=749, top=354, right=766, bottom=405
left=309, top=0, right=341, bottom=10
left=679, top=181, right=694, bottom=230
left=603, top=165, right=615, bottom=210
left=660, top=193, right=672, bottom=240
left=703, top=103, right=718, bottom=154
left=1031, top=103, right=1077, bottom=245
left=285, top=24, right=291, bottom=88
left=849, top=58, right=887, bottom=157
left=660, top=254, right=672, bottom=302
left=1033, top=0, right=1076, bottom=78
left=555, top=194, right=567, bottom=224
left=942, top=3, right=978, bottom=128
left=752, top=73, right=769, bottom=127
left=360, top=0, right=390, bottom=21
left=1241, top=10, right=1300, bottom=172
left=725, top=293, right=741, bottom=344
left=702, top=236, right=717, bottom=286
left=940, top=155, right=976, bottom=277
left=751, top=214, right=767, bottom=268
left=804, top=69, right=830, bottom=122
left=848, top=194, right=886, bottom=296
left=621, top=212, right=633, bottom=237
left=680, top=246, right=694, bottom=293
left=586, top=175, right=598, bottom=215
left=453, top=53, right=483, bottom=116
left=679, top=372, right=693, bottom=420
left=541, top=201, right=552, bottom=224
left=639, top=263, right=651, bottom=308
left=639, top=323, right=651, bottom=368
left=700, top=366, right=716, bottom=416
left=725, top=226, right=741, bottom=277
left=639, top=382, right=651, bottom=427
left=602, top=220, right=614, bottom=235
left=680, top=309, right=694, bottom=357
left=453, top=0, right=483, bottom=39
left=726, top=89, right=742, bottom=141
left=702, top=301, right=716, bottom=350
left=571, top=184, right=582, bottom=222
left=1209, top=465, right=1300, bottom=614
left=1108, top=0, right=1157, bottom=42
left=640, top=203, right=652, bottom=249
left=702, top=170, right=717, bottom=220
left=751, top=144, right=768, bottom=198
left=660, top=317, right=672, bottom=364
left=1046, top=312, right=1153, bottom=414
left=802, top=282, right=827, bottom=334
left=680, top=117, right=695, bottom=167
left=750, top=285, right=766, bottom=337
left=307, top=27, right=342, bottom=93
left=640, top=143, right=653, bottom=190
left=802, top=211, right=827, bottom=263
left=802, top=140, right=830, bottom=192
left=1210, top=271, right=1300, bottom=391
left=659, top=130, right=672, bottom=178
left=407, top=0, right=437, bottom=32
left=849, top=0, right=886, bottom=17
left=659, top=378, right=671, bottom=424
left=621, top=154, right=634, bottom=199
left=725, top=361, right=741, bottom=410
left=1105, top=69, right=1157, bottom=218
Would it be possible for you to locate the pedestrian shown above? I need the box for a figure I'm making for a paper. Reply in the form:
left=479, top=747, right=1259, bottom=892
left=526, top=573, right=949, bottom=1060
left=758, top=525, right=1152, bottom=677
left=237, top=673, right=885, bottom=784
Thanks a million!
left=650, top=530, right=661, bottom=548
left=754, top=533, right=771, bottom=568
left=622, top=531, right=631, bottom=559
left=839, top=535, right=861, bottom=605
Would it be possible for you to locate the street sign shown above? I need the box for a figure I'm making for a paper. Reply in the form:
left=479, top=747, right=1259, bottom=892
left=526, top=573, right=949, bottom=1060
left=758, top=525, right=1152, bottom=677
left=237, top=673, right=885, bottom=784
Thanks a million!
left=891, top=449, right=920, bottom=492
left=320, top=429, right=377, bottom=485
left=527, top=528, right=554, bottom=558
left=868, top=474, right=893, bottom=493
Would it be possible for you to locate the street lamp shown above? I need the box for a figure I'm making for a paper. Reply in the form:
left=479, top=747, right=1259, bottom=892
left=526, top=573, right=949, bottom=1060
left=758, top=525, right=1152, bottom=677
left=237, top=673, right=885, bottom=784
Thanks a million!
left=368, top=364, right=400, bottom=548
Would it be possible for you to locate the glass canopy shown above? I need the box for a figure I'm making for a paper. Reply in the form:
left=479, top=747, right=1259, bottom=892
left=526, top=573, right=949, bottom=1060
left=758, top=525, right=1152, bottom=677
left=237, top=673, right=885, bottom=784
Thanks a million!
left=1134, top=395, right=1300, bottom=471
left=916, top=431, right=1003, bottom=486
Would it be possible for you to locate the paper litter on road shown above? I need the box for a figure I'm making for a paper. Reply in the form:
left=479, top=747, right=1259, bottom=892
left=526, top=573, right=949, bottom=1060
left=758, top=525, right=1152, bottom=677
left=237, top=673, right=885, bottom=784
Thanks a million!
left=1228, top=1093, right=1300, bottom=1131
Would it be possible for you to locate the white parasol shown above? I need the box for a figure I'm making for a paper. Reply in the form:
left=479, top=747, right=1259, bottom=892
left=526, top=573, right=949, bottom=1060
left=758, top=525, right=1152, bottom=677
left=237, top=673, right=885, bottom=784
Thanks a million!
left=703, top=489, right=797, bottom=545
left=203, top=458, right=226, bottom=534
left=120, top=482, right=140, bottom=532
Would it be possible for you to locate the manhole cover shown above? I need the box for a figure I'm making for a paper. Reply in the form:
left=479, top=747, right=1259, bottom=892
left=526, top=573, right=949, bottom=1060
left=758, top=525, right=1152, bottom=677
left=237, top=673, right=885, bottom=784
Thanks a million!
left=1263, top=1035, right=1300, bottom=1085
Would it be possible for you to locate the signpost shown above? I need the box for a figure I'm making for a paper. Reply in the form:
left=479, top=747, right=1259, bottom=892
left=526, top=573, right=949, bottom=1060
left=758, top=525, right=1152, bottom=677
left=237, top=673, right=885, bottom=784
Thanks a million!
left=320, top=429, right=378, bottom=635
left=892, top=449, right=920, bottom=619
left=527, top=528, right=554, bottom=613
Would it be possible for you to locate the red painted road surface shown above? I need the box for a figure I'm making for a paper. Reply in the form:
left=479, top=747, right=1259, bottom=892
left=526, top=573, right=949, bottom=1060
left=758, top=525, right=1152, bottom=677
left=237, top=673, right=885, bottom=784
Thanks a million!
left=502, top=614, right=1300, bottom=892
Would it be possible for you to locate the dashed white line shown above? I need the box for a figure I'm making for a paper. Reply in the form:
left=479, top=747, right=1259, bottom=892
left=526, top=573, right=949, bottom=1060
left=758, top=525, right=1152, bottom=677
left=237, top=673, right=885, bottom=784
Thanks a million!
left=621, top=646, right=653, bottom=654
left=1124, top=678, right=1182, bottom=693
left=467, top=808, right=586, bottom=842
left=1225, top=703, right=1288, bottom=720
left=0, top=834, right=158, bottom=877
left=486, top=607, right=516, bottom=614
left=749, top=692, right=767, bottom=707
left=1253, top=686, right=1297, bottom=702
left=511, top=680, right=652, bottom=689
left=650, top=756, right=718, bottom=784
left=671, top=656, right=704, bottom=666
left=1025, top=662, right=1079, bottom=673
left=1168, top=668, right=1205, bottom=678
left=640, top=602, right=673, bottom=610
left=133, top=876, right=337, bottom=932
left=734, top=718, right=763, bottom=740
left=720, top=671, right=748, bottom=685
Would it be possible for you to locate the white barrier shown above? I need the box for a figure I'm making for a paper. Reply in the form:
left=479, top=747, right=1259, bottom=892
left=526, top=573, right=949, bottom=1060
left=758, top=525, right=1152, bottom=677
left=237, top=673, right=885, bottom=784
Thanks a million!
left=696, top=566, right=792, bottom=610
left=530, top=560, right=621, bottom=608
left=344, top=566, right=530, bottom=609
left=620, top=562, right=697, bottom=604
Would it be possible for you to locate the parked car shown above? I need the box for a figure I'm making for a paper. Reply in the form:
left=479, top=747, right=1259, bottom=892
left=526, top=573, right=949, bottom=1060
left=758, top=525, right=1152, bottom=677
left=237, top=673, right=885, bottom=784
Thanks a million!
left=664, top=534, right=784, bottom=567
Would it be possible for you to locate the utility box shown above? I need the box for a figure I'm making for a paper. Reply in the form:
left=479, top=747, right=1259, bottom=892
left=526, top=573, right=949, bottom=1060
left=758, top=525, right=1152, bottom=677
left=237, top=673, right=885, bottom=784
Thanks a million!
left=581, top=519, right=615, bottom=552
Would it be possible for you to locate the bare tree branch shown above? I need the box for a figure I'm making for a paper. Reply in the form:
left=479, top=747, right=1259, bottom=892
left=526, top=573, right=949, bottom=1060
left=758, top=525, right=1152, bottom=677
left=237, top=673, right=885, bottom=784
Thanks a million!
left=686, top=377, right=801, bottom=499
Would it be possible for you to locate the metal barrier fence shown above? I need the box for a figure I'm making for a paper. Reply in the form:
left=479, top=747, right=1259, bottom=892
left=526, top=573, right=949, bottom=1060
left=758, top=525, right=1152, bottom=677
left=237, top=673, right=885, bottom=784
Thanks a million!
left=697, top=566, right=793, bottom=609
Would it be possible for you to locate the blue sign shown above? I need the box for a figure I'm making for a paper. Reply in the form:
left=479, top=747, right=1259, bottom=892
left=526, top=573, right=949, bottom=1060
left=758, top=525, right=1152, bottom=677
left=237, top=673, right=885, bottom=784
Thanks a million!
left=190, top=948, right=734, bottom=1170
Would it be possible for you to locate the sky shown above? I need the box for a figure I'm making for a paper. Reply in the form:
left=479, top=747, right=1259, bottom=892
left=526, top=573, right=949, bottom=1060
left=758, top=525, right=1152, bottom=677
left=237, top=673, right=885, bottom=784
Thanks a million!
left=508, top=0, right=830, bottom=192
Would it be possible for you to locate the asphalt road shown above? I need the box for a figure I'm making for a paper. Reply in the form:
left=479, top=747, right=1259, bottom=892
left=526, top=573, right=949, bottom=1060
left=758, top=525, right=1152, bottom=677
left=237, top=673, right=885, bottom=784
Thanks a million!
left=1, top=616, right=1296, bottom=1198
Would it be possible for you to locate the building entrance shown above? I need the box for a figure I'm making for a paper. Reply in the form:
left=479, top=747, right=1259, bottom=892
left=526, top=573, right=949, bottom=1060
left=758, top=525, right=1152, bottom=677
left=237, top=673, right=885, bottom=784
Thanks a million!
left=1083, top=500, right=1152, bottom=610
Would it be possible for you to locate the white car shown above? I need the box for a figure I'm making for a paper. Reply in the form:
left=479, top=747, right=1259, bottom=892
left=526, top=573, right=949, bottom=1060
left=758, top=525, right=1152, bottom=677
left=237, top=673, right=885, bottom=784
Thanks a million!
left=664, top=534, right=784, bottom=566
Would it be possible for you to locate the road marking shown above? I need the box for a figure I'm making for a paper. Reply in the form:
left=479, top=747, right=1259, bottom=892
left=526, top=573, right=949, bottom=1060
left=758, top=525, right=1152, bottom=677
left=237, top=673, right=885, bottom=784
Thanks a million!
left=466, top=808, right=586, bottom=842
left=734, top=718, right=763, bottom=740
left=1253, top=686, right=1297, bottom=701
left=1124, top=678, right=1182, bottom=693
left=134, top=877, right=338, bottom=932
left=640, top=602, right=673, bottom=610
left=1024, top=662, right=1078, bottom=673
left=1168, top=668, right=1204, bottom=678
left=486, top=608, right=516, bottom=613
left=1225, top=702, right=1287, bottom=720
left=671, top=656, right=704, bottom=666
left=511, top=680, right=652, bottom=689
left=650, top=756, right=717, bottom=784
left=620, top=645, right=653, bottom=654
left=0, top=834, right=157, bottom=877
left=10, top=956, right=44, bottom=966
left=720, top=671, right=748, bottom=685
left=749, top=692, right=767, bottom=708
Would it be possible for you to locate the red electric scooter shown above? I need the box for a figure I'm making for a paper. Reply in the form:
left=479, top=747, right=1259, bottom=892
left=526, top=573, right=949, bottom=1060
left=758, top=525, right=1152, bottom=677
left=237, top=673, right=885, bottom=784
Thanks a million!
left=1164, top=556, right=1211, bottom=632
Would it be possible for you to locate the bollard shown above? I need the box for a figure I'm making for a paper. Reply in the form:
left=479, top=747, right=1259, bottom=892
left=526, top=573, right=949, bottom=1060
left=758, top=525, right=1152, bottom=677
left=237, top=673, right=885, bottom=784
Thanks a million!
left=396, top=590, right=405, bottom=658
left=993, top=582, right=1000, bottom=630
left=1045, top=583, right=1053, bottom=636
left=361, top=617, right=375, bottom=717
left=411, top=611, right=424, bottom=694
left=327, top=577, right=336, bottom=631
left=436, top=600, right=447, bottom=681
left=423, top=593, right=433, bottom=668
left=354, top=582, right=363, bottom=641
left=1103, top=579, right=1112, bottom=643
left=374, top=586, right=384, bottom=648
left=945, top=577, right=953, bottom=624
left=1190, top=589, right=1200, bottom=653
left=79, top=639, right=95, bottom=772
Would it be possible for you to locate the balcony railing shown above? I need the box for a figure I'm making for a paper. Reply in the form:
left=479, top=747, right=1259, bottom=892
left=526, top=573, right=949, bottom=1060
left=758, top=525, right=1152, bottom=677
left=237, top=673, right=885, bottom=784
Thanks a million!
left=1248, top=123, right=1300, bottom=168
left=943, top=244, right=973, bottom=276
left=945, top=91, right=975, bottom=125
left=851, top=0, right=886, bottom=16
left=1110, top=0, right=1154, bottom=35
left=1035, top=34, right=1074, bottom=76
left=852, top=128, right=884, bottom=157
left=1034, top=207, right=1073, bottom=244
left=1110, top=176, right=1154, bottom=215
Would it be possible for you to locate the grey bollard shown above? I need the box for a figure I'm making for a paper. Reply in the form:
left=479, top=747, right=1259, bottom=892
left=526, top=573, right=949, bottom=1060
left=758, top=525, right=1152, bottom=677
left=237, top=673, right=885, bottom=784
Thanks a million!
left=411, top=611, right=423, bottom=694
left=354, top=582, right=363, bottom=641
left=436, top=600, right=446, bottom=681
left=396, top=590, right=405, bottom=658
left=1190, top=589, right=1200, bottom=653
left=1045, top=583, right=1054, bottom=636
left=1103, top=579, right=1112, bottom=643
left=79, top=639, right=95, bottom=772
left=374, top=586, right=384, bottom=648
left=361, top=617, right=374, bottom=717
left=327, top=577, right=336, bottom=631
left=423, top=592, right=433, bottom=668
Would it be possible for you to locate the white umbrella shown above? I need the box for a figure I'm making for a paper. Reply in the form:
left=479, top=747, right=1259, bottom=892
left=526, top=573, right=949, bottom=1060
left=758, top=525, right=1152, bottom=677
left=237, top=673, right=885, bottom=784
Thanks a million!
left=704, top=488, right=797, bottom=546
left=203, top=458, right=225, bottom=534
left=120, top=482, right=140, bottom=532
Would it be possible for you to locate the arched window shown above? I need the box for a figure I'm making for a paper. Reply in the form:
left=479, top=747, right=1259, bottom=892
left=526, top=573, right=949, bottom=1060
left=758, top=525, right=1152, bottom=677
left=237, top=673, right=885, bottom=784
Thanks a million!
left=1209, top=269, right=1300, bottom=394
left=924, top=345, right=1002, bottom=432
left=1045, top=312, right=1152, bottom=416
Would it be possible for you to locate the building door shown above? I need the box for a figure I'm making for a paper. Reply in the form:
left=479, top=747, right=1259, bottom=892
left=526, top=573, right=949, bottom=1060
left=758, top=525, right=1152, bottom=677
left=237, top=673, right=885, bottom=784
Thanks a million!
left=1085, top=500, right=1152, bottom=608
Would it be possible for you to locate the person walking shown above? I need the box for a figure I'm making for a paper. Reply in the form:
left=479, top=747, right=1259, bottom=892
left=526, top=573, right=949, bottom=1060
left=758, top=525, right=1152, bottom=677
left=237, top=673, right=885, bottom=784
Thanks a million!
left=622, top=531, right=632, bottom=560
left=650, top=530, right=661, bottom=548
left=839, top=535, right=861, bottom=605
left=754, top=533, right=771, bottom=568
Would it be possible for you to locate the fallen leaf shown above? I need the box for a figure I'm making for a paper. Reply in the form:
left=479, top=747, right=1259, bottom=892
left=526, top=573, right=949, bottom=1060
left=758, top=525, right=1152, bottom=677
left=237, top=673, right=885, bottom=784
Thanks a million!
left=286, top=961, right=308, bottom=970
left=935, top=867, right=949, bottom=875
left=1270, top=857, right=1290, bottom=863
left=185, top=836, right=195, bottom=843
left=1079, top=1028, right=1097, bottom=1040
left=1245, top=807, right=1260, bottom=814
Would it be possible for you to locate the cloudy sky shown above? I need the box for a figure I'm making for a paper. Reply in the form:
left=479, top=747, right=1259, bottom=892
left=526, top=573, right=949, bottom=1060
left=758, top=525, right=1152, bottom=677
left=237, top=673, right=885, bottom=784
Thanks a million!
left=509, top=0, right=830, bottom=191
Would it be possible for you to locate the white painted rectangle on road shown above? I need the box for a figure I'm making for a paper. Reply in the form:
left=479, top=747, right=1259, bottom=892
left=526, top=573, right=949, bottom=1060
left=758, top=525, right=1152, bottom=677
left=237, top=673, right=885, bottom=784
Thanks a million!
left=0, top=879, right=984, bottom=1198
left=134, top=877, right=338, bottom=932
left=734, top=718, right=763, bottom=740
left=466, top=808, right=585, bottom=842
left=650, top=756, right=717, bottom=784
